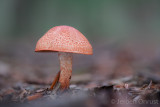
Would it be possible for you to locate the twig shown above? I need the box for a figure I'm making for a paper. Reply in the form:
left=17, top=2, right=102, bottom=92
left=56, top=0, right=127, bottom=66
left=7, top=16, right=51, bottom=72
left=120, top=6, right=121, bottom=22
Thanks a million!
left=27, top=93, right=43, bottom=101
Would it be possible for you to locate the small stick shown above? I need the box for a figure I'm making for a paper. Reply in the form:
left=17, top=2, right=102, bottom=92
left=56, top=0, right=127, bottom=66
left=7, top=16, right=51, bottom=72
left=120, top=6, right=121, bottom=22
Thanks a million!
left=27, top=93, right=43, bottom=101
left=50, top=71, right=60, bottom=90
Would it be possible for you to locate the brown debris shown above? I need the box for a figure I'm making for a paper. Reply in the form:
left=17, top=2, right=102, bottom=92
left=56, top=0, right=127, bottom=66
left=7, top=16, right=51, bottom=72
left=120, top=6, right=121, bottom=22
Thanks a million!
left=27, top=93, right=43, bottom=101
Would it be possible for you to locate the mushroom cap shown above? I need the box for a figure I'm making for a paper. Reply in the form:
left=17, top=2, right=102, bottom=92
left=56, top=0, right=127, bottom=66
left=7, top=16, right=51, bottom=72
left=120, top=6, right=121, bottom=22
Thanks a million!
left=35, top=25, right=93, bottom=55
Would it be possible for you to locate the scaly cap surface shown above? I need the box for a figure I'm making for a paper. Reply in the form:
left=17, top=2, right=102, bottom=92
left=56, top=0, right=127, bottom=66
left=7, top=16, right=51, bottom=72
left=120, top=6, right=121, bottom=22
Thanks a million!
left=35, top=25, right=93, bottom=55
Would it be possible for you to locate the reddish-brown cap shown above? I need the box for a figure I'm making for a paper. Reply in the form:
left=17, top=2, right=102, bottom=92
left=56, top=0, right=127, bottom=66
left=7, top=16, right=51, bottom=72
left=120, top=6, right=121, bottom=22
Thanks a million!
left=35, top=25, right=93, bottom=55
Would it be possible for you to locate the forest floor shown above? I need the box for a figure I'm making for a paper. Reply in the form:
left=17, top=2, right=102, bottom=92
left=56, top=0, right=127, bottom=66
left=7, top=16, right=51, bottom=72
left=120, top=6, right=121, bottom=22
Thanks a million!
left=0, top=41, right=160, bottom=107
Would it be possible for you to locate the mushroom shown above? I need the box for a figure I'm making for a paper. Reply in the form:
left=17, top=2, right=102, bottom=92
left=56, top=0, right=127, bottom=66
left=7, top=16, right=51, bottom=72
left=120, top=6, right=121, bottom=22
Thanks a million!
left=35, top=25, right=93, bottom=91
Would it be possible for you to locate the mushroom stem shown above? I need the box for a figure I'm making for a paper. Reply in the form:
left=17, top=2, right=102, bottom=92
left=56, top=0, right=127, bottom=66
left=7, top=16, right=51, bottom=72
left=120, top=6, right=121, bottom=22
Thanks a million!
left=58, top=52, right=73, bottom=90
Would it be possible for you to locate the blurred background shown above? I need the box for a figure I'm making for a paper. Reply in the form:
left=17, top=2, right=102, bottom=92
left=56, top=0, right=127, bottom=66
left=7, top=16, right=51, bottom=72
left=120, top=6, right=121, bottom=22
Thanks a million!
left=0, top=0, right=160, bottom=88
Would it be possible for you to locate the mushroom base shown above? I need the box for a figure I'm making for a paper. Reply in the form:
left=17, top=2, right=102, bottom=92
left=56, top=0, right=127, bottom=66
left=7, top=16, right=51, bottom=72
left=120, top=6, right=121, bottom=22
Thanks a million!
left=58, top=52, right=73, bottom=90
